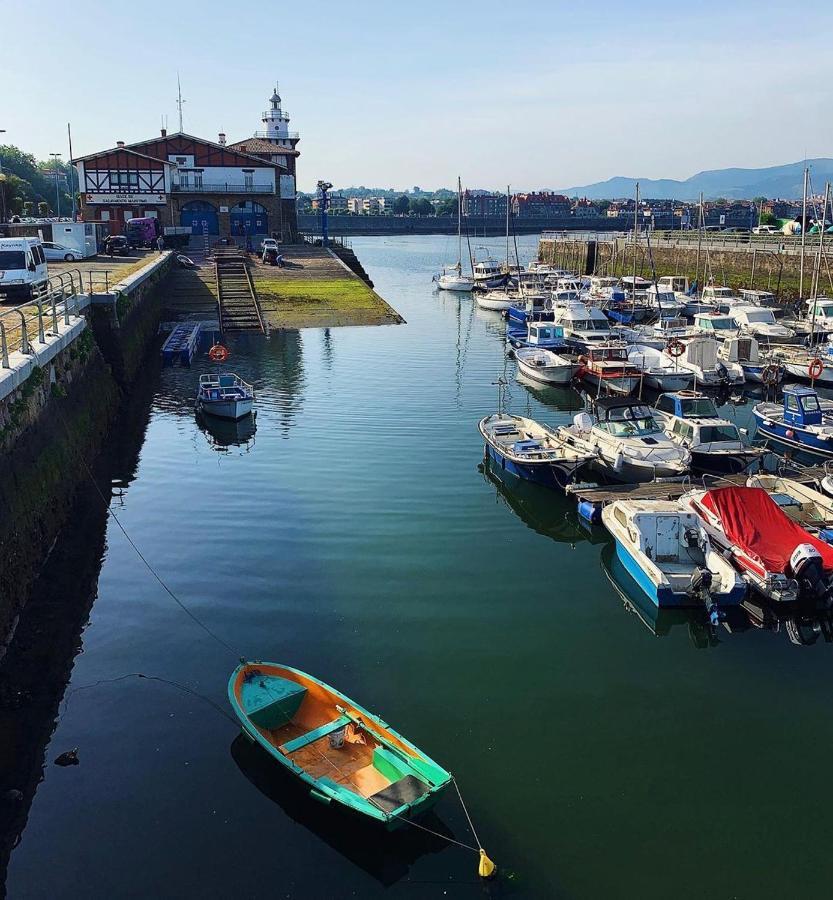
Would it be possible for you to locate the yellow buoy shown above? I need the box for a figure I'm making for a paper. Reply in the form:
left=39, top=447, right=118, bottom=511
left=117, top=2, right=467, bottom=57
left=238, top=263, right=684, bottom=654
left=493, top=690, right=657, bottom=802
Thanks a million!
left=478, top=849, right=497, bottom=879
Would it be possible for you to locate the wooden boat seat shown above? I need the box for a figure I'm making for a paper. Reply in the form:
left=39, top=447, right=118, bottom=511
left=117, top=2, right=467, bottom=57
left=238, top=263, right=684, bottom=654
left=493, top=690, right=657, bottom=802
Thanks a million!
left=281, top=715, right=351, bottom=754
left=243, top=676, right=307, bottom=730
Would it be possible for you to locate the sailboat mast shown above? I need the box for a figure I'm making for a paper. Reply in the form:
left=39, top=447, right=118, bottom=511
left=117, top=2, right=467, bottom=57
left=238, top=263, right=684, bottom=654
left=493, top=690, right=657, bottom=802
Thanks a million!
left=457, top=175, right=462, bottom=272
left=810, top=182, right=829, bottom=346
left=632, top=182, right=640, bottom=292
left=800, top=166, right=809, bottom=300
left=695, top=191, right=703, bottom=293
left=505, top=185, right=510, bottom=267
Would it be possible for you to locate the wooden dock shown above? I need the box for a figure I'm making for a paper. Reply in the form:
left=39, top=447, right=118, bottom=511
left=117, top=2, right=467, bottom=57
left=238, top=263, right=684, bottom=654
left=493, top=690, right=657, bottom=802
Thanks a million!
left=566, top=465, right=829, bottom=508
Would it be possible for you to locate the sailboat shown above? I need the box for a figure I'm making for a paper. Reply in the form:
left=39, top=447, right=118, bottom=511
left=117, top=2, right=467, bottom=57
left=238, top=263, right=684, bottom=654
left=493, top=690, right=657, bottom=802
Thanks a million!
left=435, top=177, right=474, bottom=292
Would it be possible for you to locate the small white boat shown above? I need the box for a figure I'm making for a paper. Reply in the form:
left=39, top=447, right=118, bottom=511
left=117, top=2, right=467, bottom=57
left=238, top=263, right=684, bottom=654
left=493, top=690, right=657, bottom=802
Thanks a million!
left=196, top=373, right=255, bottom=420
left=557, top=397, right=691, bottom=483
left=472, top=253, right=507, bottom=289
left=435, top=177, right=474, bottom=292
left=774, top=346, right=833, bottom=385
left=577, top=343, right=641, bottom=395
left=664, top=334, right=744, bottom=386
left=746, top=474, right=833, bottom=536
left=701, top=285, right=742, bottom=313
left=601, top=499, right=746, bottom=613
left=718, top=336, right=784, bottom=384
left=627, top=344, right=697, bottom=391
left=692, top=311, right=740, bottom=342
left=476, top=289, right=515, bottom=311
left=514, top=346, right=579, bottom=385
left=731, top=305, right=797, bottom=344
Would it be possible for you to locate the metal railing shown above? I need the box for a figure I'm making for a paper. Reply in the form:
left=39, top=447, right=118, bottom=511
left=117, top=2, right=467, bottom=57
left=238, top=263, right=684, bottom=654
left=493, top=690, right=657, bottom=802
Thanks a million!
left=0, top=277, right=85, bottom=368
left=252, top=130, right=299, bottom=140
left=171, top=182, right=274, bottom=194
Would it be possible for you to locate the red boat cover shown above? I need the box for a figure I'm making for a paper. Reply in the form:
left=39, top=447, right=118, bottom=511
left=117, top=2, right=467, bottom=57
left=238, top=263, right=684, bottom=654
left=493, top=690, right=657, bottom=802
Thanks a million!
left=700, top=486, right=833, bottom=573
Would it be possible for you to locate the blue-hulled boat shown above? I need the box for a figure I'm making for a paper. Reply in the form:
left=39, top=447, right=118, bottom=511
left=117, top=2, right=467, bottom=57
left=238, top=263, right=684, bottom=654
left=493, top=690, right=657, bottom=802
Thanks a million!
left=506, top=292, right=554, bottom=325
left=507, top=320, right=569, bottom=351
left=601, top=499, right=746, bottom=618
left=479, top=413, right=594, bottom=489
left=753, top=385, right=833, bottom=458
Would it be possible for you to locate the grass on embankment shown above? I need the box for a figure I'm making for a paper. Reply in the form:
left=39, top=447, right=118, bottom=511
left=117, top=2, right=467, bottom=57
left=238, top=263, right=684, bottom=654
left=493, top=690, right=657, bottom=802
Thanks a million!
left=255, top=276, right=403, bottom=328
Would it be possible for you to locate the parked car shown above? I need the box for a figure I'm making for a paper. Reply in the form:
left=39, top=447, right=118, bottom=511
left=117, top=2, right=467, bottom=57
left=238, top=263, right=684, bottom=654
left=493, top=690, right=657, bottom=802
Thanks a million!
left=260, top=237, right=280, bottom=253
left=41, top=241, right=82, bottom=262
left=721, top=227, right=750, bottom=234
left=752, top=224, right=779, bottom=235
left=102, top=236, right=131, bottom=257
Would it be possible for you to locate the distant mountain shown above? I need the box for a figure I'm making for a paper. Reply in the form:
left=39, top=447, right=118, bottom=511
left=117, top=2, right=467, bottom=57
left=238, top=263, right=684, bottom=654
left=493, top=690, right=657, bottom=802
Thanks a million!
left=557, top=159, right=833, bottom=201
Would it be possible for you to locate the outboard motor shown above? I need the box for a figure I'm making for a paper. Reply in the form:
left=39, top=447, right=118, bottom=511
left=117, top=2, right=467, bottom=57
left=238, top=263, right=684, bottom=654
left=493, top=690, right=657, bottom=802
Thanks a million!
left=788, top=544, right=832, bottom=607
left=689, top=567, right=720, bottom=627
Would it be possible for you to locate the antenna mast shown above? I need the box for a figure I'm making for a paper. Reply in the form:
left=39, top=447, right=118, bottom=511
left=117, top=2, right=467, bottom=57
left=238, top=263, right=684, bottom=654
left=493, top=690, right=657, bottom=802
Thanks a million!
left=176, top=73, right=186, bottom=132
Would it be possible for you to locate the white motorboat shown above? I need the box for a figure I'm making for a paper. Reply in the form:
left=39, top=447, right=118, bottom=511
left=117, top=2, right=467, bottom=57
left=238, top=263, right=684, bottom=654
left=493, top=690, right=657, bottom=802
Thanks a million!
left=514, top=346, right=579, bottom=385
left=731, top=305, right=798, bottom=344
left=627, top=344, right=697, bottom=391
left=557, top=397, right=691, bottom=482
left=196, top=373, right=255, bottom=420
left=718, top=336, right=784, bottom=384
left=576, top=343, right=642, bottom=395
left=701, top=285, right=743, bottom=313
left=552, top=300, right=612, bottom=345
left=656, top=276, right=714, bottom=316
left=663, top=334, right=744, bottom=386
left=472, top=252, right=507, bottom=289
left=692, top=311, right=740, bottom=341
left=602, top=499, right=746, bottom=613
left=773, top=346, right=833, bottom=385
left=476, top=289, right=515, bottom=311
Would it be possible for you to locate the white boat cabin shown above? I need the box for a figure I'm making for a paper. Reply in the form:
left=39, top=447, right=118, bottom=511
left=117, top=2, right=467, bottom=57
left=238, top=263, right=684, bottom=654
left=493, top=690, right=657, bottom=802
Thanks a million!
left=739, top=289, right=776, bottom=307
left=657, top=276, right=691, bottom=295
left=693, top=312, right=737, bottom=336
left=525, top=322, right=566, bottom=346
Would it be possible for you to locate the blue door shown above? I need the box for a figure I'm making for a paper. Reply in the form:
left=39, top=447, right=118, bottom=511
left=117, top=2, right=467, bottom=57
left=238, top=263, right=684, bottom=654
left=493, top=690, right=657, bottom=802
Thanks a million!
left=229, top=201, right=268, bottom=237
left=180, top=201, right=219, bottom=235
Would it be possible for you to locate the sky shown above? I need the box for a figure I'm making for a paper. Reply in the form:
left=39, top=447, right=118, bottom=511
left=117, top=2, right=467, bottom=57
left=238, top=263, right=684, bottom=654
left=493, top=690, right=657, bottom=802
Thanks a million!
left=3, top=0, right=832, bottom=193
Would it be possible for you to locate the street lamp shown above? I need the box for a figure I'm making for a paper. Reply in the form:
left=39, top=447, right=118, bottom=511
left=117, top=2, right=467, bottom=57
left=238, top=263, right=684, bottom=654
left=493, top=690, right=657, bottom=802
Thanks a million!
left=316, top=180, right=333, bottom=248
left=0, top=130, right=6, bottom=224
left=49, top=152, right=62, bottom=218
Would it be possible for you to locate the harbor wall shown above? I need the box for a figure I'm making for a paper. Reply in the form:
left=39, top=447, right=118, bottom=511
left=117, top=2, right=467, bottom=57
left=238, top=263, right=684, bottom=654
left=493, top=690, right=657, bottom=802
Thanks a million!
left=0, top=254, right=174, bottom=649
left=539, top=236, right=828, bottom=302
left=298, top=213, right=620, bottom=237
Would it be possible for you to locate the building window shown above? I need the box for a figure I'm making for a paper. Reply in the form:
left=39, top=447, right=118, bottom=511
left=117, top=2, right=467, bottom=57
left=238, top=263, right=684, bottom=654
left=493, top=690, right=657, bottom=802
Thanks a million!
left=100, top=210, right=110, bottom=221
left=244, top=173, right=254, bottom=190
left=193, top=172, right=203, bottom=189
left=180, top=173, right=190, bottom=189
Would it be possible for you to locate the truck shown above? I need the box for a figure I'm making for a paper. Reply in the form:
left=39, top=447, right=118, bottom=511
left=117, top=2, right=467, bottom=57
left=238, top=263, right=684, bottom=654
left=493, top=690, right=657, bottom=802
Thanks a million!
left=124, top=217, right=191, bottom=250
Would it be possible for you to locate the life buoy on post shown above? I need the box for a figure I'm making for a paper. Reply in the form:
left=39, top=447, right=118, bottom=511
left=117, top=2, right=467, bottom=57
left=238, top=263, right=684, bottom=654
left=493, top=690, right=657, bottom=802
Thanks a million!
left=209, top=343, right=229, bottom=363
left=809, top=358, right=824, bottom=381
left=666, top=338, right=686, bottom=358
left=761, top=364, right=780, bottom=386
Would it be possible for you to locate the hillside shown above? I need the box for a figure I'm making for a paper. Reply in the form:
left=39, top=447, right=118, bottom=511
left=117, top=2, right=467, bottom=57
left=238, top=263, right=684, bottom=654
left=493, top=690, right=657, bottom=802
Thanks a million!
left=557, top=158, right=833, bottom=201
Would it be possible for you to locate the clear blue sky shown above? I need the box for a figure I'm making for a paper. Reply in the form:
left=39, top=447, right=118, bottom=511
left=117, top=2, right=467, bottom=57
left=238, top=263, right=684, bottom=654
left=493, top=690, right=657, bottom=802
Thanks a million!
left=3, top=0, right=831, bottom=192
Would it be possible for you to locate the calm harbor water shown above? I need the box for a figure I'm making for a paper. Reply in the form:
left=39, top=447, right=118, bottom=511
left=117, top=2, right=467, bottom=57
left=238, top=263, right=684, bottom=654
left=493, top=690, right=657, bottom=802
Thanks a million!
left=5, top=234, right=833, bottom=899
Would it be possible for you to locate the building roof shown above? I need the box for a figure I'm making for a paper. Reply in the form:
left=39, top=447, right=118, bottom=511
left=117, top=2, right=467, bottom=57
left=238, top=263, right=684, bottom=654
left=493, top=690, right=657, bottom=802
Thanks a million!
left=72, top=146, right=174, bottom=165
left=127, top=132, right=285, bottom=169
left=229, top=137, right=300, bottom=158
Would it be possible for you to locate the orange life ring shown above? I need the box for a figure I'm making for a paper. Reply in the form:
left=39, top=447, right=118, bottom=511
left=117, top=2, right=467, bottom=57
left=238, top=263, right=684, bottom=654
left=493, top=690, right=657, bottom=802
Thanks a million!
left=208, top=343, right=229, bottom=363
left=666, top=338, right=686, bottom=358
left=809, top=358, right=824, bottom=380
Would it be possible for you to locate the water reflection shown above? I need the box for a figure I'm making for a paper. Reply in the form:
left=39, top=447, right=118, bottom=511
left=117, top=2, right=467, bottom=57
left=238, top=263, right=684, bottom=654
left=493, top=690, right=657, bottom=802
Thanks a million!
left=196, top=410, right=257, bottom=453
left=742, top=595, right=833, bottom=647
left=229, top=735, right=453, bottom=888
left=479, top=458, right=605, bottom=547
left=0, top=357, right=158, bottom=889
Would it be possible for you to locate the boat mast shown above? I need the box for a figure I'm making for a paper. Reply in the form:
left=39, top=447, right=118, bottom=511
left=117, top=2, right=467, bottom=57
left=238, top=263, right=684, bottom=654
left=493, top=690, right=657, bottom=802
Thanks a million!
left=457, top=175, right=463, bottom=273
left=800, top=166, right=809, bottom=300
left=632, top=182, right=640, bottom=296
left=810, top=181, right=830, bottom=346
left=505, top=185, right=510, bottom=269
left=695, top=191, right=703, bottom=294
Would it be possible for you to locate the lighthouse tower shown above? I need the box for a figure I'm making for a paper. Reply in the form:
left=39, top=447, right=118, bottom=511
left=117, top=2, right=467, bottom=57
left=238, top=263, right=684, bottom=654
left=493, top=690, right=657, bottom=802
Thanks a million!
left=261, top=85, right=295, bottom=148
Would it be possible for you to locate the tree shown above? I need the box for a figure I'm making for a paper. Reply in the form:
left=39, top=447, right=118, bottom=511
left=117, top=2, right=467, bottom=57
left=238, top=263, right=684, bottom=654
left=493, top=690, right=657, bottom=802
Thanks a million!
left=759, top=211, right=777, bottom=226
left=393, top=194, right=410, bottom=215
left=38, top=201, right=49, bottom=216
left=436, top=199, right=457, bottom=216
left=411, top=198, right=434, bottom=216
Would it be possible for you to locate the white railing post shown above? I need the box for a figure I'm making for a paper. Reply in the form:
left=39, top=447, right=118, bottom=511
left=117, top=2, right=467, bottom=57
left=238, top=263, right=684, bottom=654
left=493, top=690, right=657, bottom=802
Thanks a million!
left=0, top=321, right=8, bottom=368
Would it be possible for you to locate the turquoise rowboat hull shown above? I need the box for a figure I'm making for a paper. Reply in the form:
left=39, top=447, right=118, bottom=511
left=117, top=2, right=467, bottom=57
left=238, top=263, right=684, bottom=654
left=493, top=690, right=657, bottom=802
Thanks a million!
left=228, top=661, right=452, bottom=830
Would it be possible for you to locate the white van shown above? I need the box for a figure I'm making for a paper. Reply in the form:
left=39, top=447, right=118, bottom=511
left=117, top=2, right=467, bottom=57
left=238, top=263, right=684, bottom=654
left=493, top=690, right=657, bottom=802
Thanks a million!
left=0, top=237, right=48, bottom=300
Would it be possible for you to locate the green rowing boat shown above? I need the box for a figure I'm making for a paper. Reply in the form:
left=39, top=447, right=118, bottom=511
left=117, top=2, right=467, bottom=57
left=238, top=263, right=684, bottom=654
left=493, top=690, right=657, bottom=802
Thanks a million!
left=228, top=661, right=452, bottom=829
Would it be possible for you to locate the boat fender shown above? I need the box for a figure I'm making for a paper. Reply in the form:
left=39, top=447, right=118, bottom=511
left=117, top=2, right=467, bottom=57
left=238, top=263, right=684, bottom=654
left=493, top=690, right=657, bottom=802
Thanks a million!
left=577, top=500, right=600, bottom=524
left=786, top=429, right=795, bottom=438
left=613, top=445, right=625, bottom=472
left=309, top=788, right=332, bottom=805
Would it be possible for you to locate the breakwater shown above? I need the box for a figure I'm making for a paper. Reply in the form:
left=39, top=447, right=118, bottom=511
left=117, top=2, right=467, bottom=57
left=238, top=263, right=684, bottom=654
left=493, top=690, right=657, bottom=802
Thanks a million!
left=539, top=235, right=832, bottom=301
left=299, top=213, right=621, bottom=237
left=0, top=253, right=174, bottom=647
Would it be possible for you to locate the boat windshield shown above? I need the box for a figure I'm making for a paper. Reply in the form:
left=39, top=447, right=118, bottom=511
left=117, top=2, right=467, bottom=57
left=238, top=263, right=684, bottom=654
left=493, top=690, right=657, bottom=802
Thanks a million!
left=802, top=395, right=821, bottom=412
left=698, top=424, right=740, bottom=442
left=600, top=405, right=660, bottom=436
left=742, top=309, right=776, bottom=324
left=706, top=287, right=734, bottom=298
left=680, top=397, right=718, bottom=417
